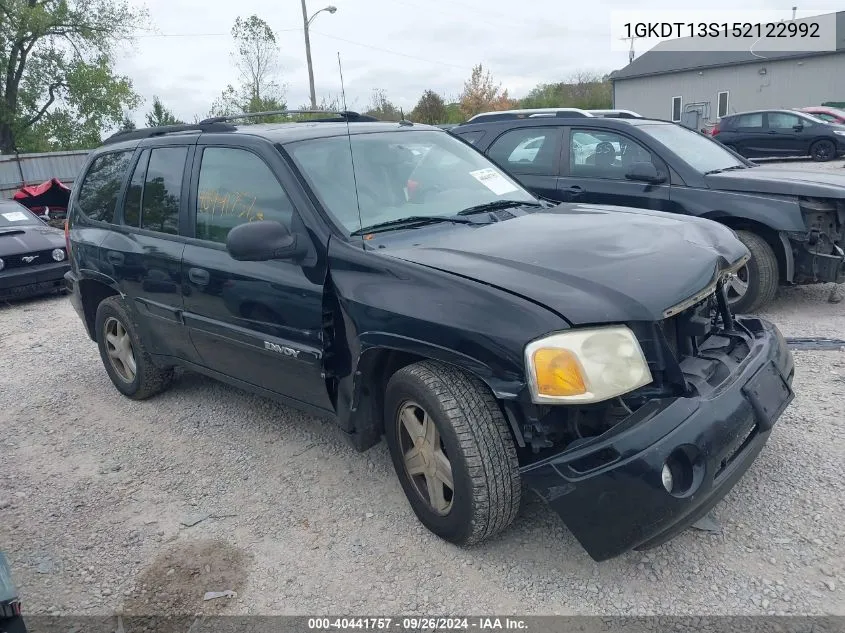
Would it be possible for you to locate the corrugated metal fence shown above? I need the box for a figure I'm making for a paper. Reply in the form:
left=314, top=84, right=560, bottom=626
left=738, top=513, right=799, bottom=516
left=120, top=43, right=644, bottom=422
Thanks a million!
left=0, top=150, right=90, bottom=199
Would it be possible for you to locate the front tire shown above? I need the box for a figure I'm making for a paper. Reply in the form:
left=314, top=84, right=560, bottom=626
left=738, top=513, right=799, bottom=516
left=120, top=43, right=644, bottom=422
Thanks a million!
left=727, top=230, right=779, bottom=313
left=810, top=139, right=836, bottom=162
left=95, top=296, right=174, bottom=399
left=384, top=361, right=521, bottom=546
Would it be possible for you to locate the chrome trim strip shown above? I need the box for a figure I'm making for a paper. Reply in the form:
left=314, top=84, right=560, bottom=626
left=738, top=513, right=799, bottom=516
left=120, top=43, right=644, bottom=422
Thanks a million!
left=662, top=254, right=750, bottom=319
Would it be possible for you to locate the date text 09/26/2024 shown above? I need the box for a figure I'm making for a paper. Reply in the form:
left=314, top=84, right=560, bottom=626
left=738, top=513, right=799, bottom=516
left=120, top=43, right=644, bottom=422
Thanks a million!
left=307, top=618, right=528, bottom=631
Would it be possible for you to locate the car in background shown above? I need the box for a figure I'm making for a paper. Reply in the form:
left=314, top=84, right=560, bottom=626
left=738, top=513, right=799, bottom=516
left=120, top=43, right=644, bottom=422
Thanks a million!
left=450, top=115, right=845, bottom=313
left=711, top=109, right=845, bottom=161
left=0, top=200, right=69, bottom=301
left=797, top=106, right=845, bottom=125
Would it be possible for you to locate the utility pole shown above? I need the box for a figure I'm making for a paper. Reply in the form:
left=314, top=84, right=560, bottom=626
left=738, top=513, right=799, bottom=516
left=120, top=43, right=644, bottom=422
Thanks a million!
left=300, top=0, right=337, bottom=109
left=620, top=35, right=639, bottom=64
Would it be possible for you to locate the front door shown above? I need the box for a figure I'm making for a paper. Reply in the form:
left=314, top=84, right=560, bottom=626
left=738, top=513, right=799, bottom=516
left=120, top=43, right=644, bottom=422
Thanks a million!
left=179, top=141, right=332, bottom=411
left=484, top=127, right=562, bottom=199
left=764, top=112, right=809, bottom=156
left=555, top=128, right=672, bottom=211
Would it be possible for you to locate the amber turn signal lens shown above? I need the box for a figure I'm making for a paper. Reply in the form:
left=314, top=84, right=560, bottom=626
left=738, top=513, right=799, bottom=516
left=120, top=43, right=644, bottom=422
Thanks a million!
left=532, top=348, right=587, bottom=397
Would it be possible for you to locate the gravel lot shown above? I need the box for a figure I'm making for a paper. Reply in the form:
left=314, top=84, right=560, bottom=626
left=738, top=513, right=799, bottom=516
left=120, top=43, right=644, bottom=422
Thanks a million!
left=1, top=161, right=844, bottom=617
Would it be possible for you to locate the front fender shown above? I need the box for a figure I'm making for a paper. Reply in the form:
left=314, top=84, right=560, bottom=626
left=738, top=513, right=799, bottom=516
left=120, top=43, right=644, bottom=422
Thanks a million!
left=327, top=238, right=565, bottom=450
left=678, top=188, right=806, bottom=233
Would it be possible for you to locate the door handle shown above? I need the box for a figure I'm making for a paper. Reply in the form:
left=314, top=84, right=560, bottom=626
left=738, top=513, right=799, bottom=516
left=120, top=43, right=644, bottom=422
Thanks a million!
left=188, top=267, right=210, bottom=285
left=106, top=251, right=124, bottom=265
left=768, top=130, right=778, bottom=134
left=565, top=185, right=584, bottom=196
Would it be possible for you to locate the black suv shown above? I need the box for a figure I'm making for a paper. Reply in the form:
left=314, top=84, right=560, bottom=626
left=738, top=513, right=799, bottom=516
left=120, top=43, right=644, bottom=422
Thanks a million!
left=65, top=112, right=794, bottom=561
left=713, top=109, right=845, bottom=161
left=451, top=116, right=845, bottom=313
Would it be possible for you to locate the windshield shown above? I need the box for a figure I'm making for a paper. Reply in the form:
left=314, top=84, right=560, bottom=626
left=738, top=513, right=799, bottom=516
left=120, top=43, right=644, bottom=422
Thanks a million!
left=638, top=123, right=747, bottom=174
left=287, top=129, right=536, bottom=233
left=0, top=204, right=40, bottom=228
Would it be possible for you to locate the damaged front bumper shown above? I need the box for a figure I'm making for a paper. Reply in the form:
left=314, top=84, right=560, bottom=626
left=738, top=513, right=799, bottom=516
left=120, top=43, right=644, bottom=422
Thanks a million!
left=520, top=316, right=794, bottom=562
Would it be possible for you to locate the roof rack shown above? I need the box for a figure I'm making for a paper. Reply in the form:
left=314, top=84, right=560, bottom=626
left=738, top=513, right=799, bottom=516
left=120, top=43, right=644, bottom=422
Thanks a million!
left=102, top=121, right=237, bottom=145
left=102, top=110, right=381, bottom=146
left=199, top=109, right=377, bottom=124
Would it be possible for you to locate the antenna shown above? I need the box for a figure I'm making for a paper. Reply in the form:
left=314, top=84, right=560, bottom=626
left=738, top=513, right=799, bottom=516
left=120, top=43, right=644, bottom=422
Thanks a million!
left=337, top=50, right=363, bottom=235
left=792, top=6, right=797, bottom=20
left=337, top=51, right=348, bottom=111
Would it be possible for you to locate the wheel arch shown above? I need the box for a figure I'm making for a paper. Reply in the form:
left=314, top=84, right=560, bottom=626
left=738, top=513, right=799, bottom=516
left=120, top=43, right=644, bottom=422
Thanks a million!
left=700, top=213, right=793, bottom=282
left=339, top=338, right=523, bottom=452
left=78, top=276, right=121, bottom=340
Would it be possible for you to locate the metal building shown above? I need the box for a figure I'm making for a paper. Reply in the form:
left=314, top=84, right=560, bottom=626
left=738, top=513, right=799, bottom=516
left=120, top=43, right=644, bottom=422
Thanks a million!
left=610, top=11, right=845, bottom=131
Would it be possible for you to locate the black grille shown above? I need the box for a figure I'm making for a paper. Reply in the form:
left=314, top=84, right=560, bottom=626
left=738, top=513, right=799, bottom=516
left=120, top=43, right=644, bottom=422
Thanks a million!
left=1, top=249, right=58, bottom=270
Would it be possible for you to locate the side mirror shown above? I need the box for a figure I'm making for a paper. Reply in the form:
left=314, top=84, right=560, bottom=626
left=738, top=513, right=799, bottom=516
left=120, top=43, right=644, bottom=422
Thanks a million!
left=793, top=124, right=804, bottom=132
left=625, top=162, right=666, bottom=184
left=226, top=220, right=303, bottom=262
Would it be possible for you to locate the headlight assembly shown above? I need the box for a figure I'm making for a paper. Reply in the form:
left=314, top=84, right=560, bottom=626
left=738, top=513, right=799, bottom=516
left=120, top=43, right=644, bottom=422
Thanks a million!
left=525, top=326, right=653, bottom=404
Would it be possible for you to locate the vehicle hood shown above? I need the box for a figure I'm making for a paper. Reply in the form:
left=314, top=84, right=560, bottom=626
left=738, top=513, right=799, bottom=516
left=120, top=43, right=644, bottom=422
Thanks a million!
left=706, top=167, right=845, bottom=198
left=0, top=224, right=65, bottom=256
left=379, top=204, right=748, bottom=325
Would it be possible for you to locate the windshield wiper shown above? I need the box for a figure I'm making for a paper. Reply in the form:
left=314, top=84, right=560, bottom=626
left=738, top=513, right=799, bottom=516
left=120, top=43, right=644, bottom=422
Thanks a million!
left=704, top=165, right=747, bottom=175
left=457, top=199, right=543, bottom=216
left=350, top=215, right=476, bottom=236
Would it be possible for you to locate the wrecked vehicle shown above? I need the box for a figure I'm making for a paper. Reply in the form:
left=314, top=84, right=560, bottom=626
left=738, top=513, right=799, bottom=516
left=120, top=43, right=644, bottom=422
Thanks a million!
left=64, top=113, right=795, bottom=561
left=450, top=116, right=845, bottom=313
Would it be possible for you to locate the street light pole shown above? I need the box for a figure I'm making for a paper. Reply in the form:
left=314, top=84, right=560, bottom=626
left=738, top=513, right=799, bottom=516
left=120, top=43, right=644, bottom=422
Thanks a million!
left=300, top=0, right=337, bottom=109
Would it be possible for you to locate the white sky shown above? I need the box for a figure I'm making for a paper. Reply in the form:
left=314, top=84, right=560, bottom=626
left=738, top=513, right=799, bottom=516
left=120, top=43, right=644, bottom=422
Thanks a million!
left=114, top=0, right=843, bottom=125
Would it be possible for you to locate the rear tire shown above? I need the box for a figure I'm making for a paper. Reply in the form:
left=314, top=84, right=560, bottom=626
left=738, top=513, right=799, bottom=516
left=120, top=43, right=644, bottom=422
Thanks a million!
left=94, top=296, right=174, bottom=399
left=728, top=230, right=779, bottom=314
left=810, top=139, right=836, bottom=162
left=384, top=360, right=521, bottom=546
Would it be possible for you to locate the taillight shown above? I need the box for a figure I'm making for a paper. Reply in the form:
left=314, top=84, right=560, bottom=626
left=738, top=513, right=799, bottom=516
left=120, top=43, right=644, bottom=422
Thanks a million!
left=711, top=122, right=722, bottom=136
left=64, top=218, right=71, bottom=255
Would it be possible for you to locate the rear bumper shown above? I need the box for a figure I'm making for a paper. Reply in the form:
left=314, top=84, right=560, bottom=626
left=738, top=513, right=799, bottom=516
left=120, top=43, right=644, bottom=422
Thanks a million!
left=63, top=270, right=92, bottom=338
left=0, top=262, right=69, bottom=300
left=521, top=316, right=794, bottom=561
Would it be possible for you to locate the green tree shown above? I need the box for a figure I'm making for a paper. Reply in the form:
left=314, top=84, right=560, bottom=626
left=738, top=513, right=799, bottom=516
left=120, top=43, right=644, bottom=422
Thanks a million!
left=520, top=72, right=612, bottom=110
left=119, top=115, right=136, bottom=131
left=0, top=0, right=145, bottom=153
left=363, top=88, right=401, bottom=121
left=411, top=89, right=447, bottom=124
left=145, top=96, right=183, bottom=127
left=210, top=15, right=286, bottom=121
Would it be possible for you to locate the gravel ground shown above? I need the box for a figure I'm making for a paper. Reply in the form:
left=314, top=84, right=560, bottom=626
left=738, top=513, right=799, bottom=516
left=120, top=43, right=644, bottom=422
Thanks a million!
left=1, top=164, right=844, bottom=616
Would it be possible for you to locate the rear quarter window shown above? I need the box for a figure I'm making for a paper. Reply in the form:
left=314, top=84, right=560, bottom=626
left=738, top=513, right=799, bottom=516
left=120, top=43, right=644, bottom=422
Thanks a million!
left=75, top=151, right=134, bottom=223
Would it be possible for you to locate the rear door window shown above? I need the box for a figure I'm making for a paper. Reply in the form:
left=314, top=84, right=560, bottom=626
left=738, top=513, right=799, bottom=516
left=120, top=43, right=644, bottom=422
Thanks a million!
left=486, top=127, right=560, bottom=175
left=76, top=151, right=134, bottom=223
left=139, top=147, right=188, bottom=235
left=734, top=113, right=764, bottom=129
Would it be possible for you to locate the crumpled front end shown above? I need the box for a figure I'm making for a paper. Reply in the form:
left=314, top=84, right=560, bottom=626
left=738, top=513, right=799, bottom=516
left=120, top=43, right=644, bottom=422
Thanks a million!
left=788, top=197, right=845, bottom=284
left=518, top=284, right=794, bottom=561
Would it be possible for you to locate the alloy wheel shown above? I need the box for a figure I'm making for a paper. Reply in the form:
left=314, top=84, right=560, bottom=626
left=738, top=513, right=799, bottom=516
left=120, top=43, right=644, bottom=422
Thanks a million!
left=104, top=317, right=137, bottom=383
left=725, top=266, right=750, bottom=305
left=397, top=401, right=454, bottom=515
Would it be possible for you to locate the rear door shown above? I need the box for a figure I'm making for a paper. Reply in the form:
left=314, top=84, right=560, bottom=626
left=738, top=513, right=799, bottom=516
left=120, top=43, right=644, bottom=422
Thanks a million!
left=555, top=127, right=672, bottom=211
left=484, top=127, right=562, bottom=199
left=98, top=139, right=197, bottom=362
left=723, top=112, right=767, bottom=156
left=179, top=136, right=332, bottom=411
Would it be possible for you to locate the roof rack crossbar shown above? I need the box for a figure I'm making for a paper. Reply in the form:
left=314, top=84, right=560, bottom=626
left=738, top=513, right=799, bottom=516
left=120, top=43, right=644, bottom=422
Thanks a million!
left=199, top=109, right=364, bottom=124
